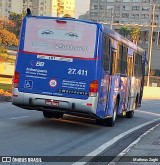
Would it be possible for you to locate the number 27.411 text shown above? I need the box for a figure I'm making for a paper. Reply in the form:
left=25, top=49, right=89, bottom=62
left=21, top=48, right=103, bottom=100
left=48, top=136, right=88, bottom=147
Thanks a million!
left=68, top=68, right=88, bottom=76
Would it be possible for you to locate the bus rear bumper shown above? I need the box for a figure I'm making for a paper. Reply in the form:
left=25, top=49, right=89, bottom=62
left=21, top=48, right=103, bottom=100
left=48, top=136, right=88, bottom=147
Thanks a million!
left=12, top=88, right=98, bottom=116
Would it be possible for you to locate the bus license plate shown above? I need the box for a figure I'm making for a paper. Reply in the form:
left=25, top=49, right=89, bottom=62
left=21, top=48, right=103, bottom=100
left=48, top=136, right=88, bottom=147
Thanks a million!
left=45, top=100, right=59, bottom=106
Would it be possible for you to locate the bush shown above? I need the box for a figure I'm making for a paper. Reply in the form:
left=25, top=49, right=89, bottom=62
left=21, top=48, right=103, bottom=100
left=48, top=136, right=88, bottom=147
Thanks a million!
left=0, top=46, right=8, bottom=62
left=0, top=89, right=5, bottom=95
left=0, top=84, right=12, bottom=92
left=0, top=46, right=7, bottom=54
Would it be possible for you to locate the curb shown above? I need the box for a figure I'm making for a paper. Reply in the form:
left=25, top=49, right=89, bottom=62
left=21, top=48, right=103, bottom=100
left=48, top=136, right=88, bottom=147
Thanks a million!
left=108, top=123, right=160, bottom=164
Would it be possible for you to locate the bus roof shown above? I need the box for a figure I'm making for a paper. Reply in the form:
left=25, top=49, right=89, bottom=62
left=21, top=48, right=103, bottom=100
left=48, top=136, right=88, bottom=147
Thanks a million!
left=101, top=24, right=145, bottom=55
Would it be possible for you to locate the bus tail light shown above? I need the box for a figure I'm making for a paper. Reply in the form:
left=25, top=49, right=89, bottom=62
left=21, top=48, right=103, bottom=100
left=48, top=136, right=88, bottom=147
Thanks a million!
left=89, top=80, right=98, bottom=97
left=56, top=20, right=67, bottom=24
left=87, top=103, right=92, bottom=106
left=13, top=71, right=19, bottom=88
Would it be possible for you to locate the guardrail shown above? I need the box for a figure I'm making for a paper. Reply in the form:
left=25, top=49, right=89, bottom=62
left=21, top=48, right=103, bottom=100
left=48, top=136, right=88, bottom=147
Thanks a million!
left=143, top=86, right=160, bottom=100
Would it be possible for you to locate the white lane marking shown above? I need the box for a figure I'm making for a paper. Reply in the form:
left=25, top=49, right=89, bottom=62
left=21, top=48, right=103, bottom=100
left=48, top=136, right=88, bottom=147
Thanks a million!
left=72, top=118, right=160, bottom=165
left=142, top=100, right=160, bottom=101
left=142, top=102, right=160, bottom=105
left=8, top=116, right=29, bottom=120
left=136, top=110, right=160, bottom=116
left=108, top=123, right=160, bottom=164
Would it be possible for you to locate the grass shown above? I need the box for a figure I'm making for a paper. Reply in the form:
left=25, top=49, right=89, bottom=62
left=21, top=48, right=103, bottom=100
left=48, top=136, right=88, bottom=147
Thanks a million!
left=0, top=83, right=12, bottom=92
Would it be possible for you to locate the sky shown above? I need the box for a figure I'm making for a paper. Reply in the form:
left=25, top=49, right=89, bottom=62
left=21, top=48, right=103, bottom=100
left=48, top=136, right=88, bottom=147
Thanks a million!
left=75, top=0, right=90, bottom=18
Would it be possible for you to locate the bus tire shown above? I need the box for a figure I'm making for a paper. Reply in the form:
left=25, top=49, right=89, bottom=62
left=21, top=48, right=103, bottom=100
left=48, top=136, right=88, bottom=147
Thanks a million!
left=96, top=119, right=103, bottom=125
left=134, top=95, right=138, bottom=109
left=52, top=112, right=63, bottom=119
left=126, top=110, right=134, bottom=118
left=104, top=100, right=118, bottom=127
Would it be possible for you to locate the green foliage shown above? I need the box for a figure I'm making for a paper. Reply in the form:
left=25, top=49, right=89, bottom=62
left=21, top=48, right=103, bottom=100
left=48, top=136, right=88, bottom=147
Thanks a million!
left=154, top=69, right=160, bottom=77
left=7, top=12, right=24, bottom=37
left=0, top=83, right=12, bottom=92
left=120, top=26, right=130, bottom=37
left=120, top=26, right=140, bottom=45
left=130, top=26, right=140, bottom=45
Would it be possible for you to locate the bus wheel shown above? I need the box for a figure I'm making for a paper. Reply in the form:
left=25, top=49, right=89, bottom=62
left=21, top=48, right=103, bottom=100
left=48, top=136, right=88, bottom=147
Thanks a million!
left=134, top=95, right=138, bottom=109
left=96, top=119, right=103, bottom=125
left=104, top=101, right=118, bottom=127
left=52, top=112, right=63, bottom=119
left=126, top=110, right=134, bottom=118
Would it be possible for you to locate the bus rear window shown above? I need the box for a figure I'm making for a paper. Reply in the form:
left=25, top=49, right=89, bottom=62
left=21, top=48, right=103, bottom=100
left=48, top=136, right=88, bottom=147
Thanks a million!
left=23, top=18, right=97, bottom=59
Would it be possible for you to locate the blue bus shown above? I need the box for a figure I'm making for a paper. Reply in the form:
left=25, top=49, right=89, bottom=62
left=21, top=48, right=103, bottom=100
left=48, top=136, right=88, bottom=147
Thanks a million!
left=12, top=16, right=146, bottom=126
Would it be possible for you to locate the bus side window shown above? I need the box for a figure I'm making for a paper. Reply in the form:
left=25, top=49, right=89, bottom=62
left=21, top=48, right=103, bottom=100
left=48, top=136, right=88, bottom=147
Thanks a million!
left=122, top=46, right=128, bottom=74
left=134, top=53, right=142, bottom=77
left=111, top=49, right=117, bottom=75
left=117, top=44, right=127, bottom=75
left=103, top=35, right=110, bottom=72
left=127, top=56, right=133, bottom=76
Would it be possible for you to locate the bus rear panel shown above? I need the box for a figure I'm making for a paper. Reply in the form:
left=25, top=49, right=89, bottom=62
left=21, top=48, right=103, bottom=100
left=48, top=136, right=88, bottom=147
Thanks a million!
left=12, top=16, right=102, bottom=118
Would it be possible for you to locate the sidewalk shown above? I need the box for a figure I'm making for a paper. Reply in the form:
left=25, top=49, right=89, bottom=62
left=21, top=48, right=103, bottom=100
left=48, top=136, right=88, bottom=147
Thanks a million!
left=114, top=123, right=160, bottom=165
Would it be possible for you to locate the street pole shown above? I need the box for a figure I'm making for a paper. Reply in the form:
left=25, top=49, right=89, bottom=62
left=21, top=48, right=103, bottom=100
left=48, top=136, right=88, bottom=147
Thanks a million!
left=147, top=4, right=155, bottom=86
left=110, top=8, right=113, bottom=29
left=157, top=31, right=159, bottom=45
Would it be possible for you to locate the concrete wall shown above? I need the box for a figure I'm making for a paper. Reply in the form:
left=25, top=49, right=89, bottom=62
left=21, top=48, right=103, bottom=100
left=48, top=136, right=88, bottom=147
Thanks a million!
left=143, top=86, right=160, bottom=100
left=139, top=43, right=160, bottom=70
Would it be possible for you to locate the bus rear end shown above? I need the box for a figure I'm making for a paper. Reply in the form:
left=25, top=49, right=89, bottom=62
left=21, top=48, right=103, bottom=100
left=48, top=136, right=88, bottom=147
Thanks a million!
left=12, top=16, right=100, bottom=118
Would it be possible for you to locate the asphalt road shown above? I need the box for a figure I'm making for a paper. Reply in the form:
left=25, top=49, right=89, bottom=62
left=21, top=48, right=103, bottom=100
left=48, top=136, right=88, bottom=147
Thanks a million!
left=0, top=100, right=159, bottom=164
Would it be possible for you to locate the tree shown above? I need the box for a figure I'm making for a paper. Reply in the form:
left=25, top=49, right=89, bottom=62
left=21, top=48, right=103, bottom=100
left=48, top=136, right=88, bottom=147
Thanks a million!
left=0, top=45, right=8, bottom=63
left=0, top=17, right=17, bottom=62
left=7, top=12, right=25, bottom=37
left=150, top=69, right=156, bottom=76
left=130, top=26, right=140, bottom=45
left=155, top=69, right=160, bottom=77
left=120, top=26, right=130, bottom=37
left=0, top=29, right=18, bottom=46
left=0, top=16, right=18, bottom=47
left=0, top=17, right=15, bottom=30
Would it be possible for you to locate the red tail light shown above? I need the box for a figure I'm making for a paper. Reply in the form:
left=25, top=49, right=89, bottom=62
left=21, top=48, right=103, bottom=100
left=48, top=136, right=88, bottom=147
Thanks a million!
left=13, top=71, right=19, bottom=87
left=56, top=20, right=67, bottom=24
left=89, top=80, right=98, bottom=93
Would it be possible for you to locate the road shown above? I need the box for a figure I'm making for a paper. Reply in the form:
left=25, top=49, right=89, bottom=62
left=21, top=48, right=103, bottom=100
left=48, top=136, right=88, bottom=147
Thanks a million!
left=0, top=100, right=159, bottom=164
